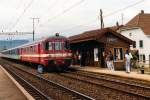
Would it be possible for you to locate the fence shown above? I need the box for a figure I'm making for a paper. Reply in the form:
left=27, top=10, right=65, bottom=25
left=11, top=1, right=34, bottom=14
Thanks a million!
left=134, top=60, right=150, bottom=74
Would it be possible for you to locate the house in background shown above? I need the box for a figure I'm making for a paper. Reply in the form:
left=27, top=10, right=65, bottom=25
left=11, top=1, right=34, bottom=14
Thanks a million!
left=119, top=10, right=150, bottom=66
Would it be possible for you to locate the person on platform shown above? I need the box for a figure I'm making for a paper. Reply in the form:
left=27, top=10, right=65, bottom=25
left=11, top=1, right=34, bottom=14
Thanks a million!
left=78, top=54, right=81, bottom=66
left=109, top=51, right=115, bottom=71
left=125, top=50, right=133, bottom=73
left=106, top=52, right=111, bottom=70
left=106, top=51, right=114, bottom=71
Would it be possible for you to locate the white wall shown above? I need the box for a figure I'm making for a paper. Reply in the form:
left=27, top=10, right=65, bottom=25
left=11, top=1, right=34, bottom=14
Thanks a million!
left=120, top=28, right=150, bottom=66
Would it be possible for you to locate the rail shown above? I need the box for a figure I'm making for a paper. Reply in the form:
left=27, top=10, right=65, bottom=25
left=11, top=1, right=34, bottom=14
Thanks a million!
left=3, top=62, right=94, bottom=100
left=3, top=65, right=51, bottom=100
left=60, top=71, right=150, bottom=99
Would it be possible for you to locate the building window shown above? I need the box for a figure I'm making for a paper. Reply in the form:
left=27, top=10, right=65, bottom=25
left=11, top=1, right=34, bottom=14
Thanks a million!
left=139, top=40, right=143, bottom=48
left=133, top=42, right=136, bottom=48
left=114, top=48, right=123, bottom=61
left=129, top=33, right=132, bottom=36
left=139, top=54, right=145, bottom=63
left=143, top=55, right=145, bottom=63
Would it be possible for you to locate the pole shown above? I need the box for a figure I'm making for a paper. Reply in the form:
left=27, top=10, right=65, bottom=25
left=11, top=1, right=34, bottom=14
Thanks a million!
left=100, top=9, right=104, bottom=29
left=33, top=19, right=35, bottom=41
left=121, top=13, right=124, bottom=25
left=30, top=18, right=39, bottom=41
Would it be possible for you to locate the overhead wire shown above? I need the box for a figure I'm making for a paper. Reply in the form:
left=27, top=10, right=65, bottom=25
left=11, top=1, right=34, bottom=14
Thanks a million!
left=34, top=0, right=67, bottom=30
left=38, top=0, right=61, bottom=19
left=6, top=0, right=145, bottom=38
left=104, top=0, right=145, bottom=17
left=39, top=0, right=85, bottom=27
left=9, top=0, right=34, bottom=31
left=60, top=0, right=145, bottom=34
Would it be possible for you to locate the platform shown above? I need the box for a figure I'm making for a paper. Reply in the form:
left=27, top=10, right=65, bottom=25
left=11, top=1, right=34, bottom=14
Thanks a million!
left=0, top=66, right=28, bottom=100
left=72, top=65, right=150, bottom=82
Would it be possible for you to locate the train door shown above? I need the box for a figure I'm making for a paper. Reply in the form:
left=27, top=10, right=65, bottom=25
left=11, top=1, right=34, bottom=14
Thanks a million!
left=38, top=43, right=41, bottom=63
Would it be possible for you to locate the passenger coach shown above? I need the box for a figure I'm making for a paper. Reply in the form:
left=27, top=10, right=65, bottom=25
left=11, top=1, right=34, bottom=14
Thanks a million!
left=1, top=33, right=72, bottom=73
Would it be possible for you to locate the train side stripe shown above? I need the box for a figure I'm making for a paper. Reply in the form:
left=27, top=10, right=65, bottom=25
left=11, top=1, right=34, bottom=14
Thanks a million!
left=20, top=53, right=72, bottom=57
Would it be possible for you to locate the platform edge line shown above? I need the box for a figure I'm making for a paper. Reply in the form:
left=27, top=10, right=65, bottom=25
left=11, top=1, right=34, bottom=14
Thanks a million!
left=0, top=65, right=35, bottom=100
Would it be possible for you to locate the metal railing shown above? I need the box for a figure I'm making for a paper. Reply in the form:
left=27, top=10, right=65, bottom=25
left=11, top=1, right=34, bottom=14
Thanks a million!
left=134, top=60, right=150, bottom=74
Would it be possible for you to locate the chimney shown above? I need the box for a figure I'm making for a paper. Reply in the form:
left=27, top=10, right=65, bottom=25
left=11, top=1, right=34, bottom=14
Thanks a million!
left=141, top=10, right=144, bottom=14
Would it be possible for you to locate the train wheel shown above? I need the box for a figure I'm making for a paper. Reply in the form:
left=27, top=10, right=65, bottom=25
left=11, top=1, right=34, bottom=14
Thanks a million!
left=37, top=65, right=44, bottom=73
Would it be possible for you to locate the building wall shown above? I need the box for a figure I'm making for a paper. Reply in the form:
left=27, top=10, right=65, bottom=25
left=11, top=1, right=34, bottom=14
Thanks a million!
left=106, top=33, right=130, bottom=70
left=120, top=28, right=150, bottom=65
left=70, top=33, right=131, bottom=70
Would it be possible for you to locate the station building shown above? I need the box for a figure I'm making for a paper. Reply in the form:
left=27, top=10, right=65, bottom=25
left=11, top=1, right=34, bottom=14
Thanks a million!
left=69, top=28, right=133, bottom=70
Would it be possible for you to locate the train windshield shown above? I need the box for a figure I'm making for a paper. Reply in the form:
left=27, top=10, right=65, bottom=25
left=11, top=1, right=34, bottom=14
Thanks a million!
left=45, top=41, right=69, bottom=51
left=54, top=42, right=62, bottom=50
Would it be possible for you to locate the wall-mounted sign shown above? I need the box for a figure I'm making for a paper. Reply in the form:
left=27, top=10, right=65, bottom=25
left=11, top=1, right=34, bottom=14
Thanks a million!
left=108, top=35, right=118, bottom=43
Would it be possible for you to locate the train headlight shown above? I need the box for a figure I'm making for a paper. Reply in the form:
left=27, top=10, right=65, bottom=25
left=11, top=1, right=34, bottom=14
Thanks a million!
left=67, top=53, right=72, bottom=56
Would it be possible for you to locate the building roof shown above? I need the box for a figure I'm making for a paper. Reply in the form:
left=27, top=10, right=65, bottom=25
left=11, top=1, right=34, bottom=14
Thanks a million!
left=69, top=28, right=133, bottom=44
left=108, top=25, right=124, bottom=31
left=121, top=10, right=150, bottom=35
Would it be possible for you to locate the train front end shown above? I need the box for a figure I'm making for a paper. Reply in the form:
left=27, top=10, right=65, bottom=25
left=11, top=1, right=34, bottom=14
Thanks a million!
left=42, top=34, right=72, bottom=69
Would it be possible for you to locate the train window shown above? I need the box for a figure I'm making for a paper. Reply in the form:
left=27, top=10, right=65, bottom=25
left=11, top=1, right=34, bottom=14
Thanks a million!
left=48, top=42, right=52, bottom=50
left=54, top=42, right=61, bottom=50
left=45, top=42, right=53, bottom=51
left=45, top=42, right=49, bottom=50
left=30, top=46, right=33, bottom=53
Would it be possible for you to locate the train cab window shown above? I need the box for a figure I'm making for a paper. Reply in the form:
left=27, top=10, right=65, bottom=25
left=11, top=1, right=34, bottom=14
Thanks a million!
left=54, top=42, right=61, bottom=50
left=45, top=42, right=52, bottom=50
left=48, top=42, right=52, bottom=50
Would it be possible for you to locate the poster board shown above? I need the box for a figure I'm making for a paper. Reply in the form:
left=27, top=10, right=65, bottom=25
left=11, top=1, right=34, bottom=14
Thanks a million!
left=94, top=48, right=98, bottom=61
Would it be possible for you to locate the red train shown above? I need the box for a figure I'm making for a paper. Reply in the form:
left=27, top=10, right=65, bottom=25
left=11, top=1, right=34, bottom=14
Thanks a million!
left=1, top=33, right=72, bottom=73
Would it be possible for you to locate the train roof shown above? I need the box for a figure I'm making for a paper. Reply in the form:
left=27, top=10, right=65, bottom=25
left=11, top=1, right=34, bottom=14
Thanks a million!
left=1, top=34, right=67, bottom=52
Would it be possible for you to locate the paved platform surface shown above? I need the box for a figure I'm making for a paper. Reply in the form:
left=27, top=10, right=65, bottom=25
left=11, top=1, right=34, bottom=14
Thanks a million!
left=0, top=67, right=27, bottom=100
left=72, top=65, right=150, bottom=82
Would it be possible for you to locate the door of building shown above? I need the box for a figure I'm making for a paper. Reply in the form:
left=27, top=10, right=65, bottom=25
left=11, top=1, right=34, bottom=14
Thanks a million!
left=99, top=48, right=105, bottom=67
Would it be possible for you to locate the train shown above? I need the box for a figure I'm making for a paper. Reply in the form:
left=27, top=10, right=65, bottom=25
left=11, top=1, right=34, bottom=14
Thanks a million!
left=1, top=33, right=72, bottom=73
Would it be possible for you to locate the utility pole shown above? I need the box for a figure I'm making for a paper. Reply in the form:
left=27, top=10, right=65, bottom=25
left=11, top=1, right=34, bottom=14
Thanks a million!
left=100, top=9, right=104, bottom=29
left=30, top=18, right=39, bottom=41
left=121, top=13, right=124, bottom=25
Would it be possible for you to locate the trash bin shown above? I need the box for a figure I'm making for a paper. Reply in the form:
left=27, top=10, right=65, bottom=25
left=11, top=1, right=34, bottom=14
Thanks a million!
left=141, top=69, right=144, bottom=74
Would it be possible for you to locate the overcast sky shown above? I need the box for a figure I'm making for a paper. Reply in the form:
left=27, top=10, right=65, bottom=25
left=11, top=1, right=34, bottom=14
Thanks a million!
left=0, top=0, right=149, bottom=40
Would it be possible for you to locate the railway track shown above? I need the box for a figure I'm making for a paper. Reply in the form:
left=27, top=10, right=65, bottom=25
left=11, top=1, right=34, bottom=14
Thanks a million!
left=1, top=60, right=94, bottom=100
left=55, top=70, right=150, bottom=99
left=1, top=59, right=150, bottom=99
left=3, top=64, right=50, bottom=100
